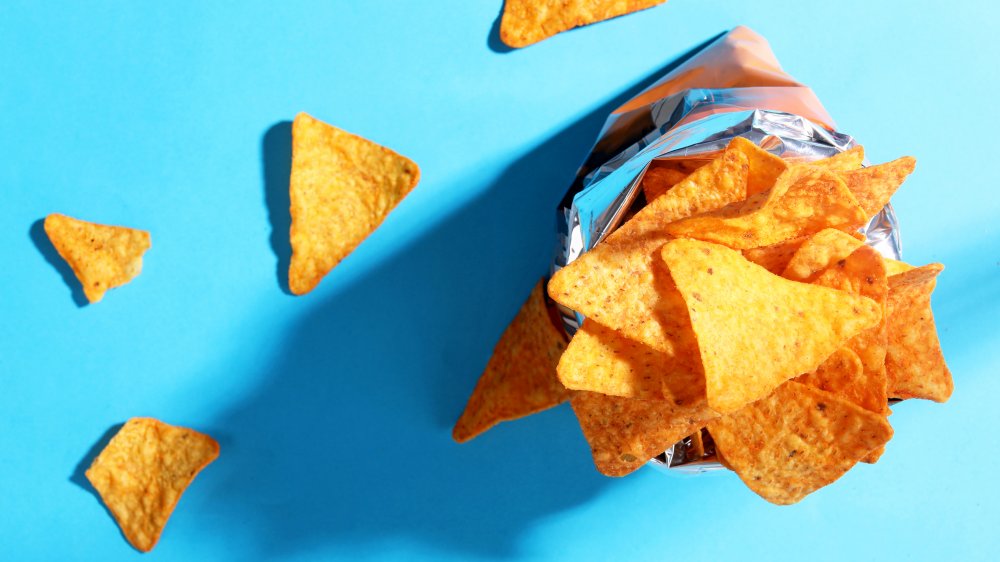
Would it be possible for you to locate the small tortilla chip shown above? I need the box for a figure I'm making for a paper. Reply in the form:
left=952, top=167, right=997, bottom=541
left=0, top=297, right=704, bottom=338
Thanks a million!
left=557, top=320, right=704, bottom=402
left=85, top=418, right=219, bottom=552
left=807, top=146, right=865, bottom=171
left=664, top=166, right=867, bottom=250
left=660, top=239, right=882, bottom=414
left=782, top=229, right=865, bottom=282
left=453, top=280, right=572, bottom=442
left=288, top=112, right=420, bottom=295
left=838, top=157, right=916, bottom=218
left=571, top=391, right=715, bottom=476
left=886, top=264, right=953, bottom=402
left=499, top=0, right=667, bottom=48
left=641, top=166, right=691, bottom=202
left=708, top=381, right=892, bottom=505
left=43, top=213, right=151, bottom=303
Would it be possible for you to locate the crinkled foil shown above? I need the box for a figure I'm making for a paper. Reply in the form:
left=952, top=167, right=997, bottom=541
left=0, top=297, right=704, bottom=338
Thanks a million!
left=551, top=53, right=902, bottom=474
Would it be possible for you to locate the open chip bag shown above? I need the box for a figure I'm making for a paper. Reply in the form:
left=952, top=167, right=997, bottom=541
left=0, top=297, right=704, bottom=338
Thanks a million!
left=454, top=26, right=952, bottom=504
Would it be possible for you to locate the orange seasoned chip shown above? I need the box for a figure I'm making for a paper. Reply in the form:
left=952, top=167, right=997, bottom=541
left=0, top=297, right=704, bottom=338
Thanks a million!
left=742, top=236, right=808, bottom=274
left=810, top=246, right=891, bottom=415
left=782, top=228, right=865, bottom=282
left=838, top=157, right=916, bottom=218
left=883, top=257, right=915, bottom=276
left=641, top=166, right=691, bottom=202
left=571, top=391, right=715, bottom=476
left=85, top=418, right=219, bottom=552
left=558, top=320, right=704, bottom=402
left=664, top=166, right=867, bottom=250
left=726, top=137, right=788, bottom=196
left=807, top=146, right=865, bottom=171
left=499, top=0, right=667, bottom=48
left=453, top=280, right=572, bottom=442
left=886, top=264, right=953, bottom=402
left=43, top=213, right=151, bottom=303
left=708, top=381, right=892, bottom=505
left=660, top=239, right=882, bottom=414
left=288, top=112, right=420, bottom=295
left=795, top=347, right=875, bottom=410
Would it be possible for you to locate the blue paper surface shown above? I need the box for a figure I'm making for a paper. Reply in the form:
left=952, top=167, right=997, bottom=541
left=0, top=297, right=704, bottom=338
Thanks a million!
left=1, top=1, right=997, bottom=560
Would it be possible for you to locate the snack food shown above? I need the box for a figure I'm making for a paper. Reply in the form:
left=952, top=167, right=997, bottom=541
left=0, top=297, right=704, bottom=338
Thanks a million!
left=288, top=112, right=420, bottom=295
left=499, top=0, right=667, bottom=48
left=43, top=213, right=151, bottom=303
left=85, top=418, right=219, bottom=552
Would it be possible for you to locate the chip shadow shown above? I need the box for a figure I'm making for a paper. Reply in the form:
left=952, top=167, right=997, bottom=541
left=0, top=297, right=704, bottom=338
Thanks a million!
left=29, top=218, right=88, bottom=307
left=261, top=120, right=294, bottom=295
left=70, top=423, right=127, bottom=545
left=214, top=35, right=725, bottom=557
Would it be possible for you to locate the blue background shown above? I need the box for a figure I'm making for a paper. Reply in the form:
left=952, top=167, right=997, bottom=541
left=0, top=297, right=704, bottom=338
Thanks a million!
left=2, top=1, right=997, bottom=560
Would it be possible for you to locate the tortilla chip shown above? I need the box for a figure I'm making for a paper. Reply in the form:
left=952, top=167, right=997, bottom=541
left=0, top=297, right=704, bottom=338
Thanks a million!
left=453, top=280, right=572, bottom=442
left=43, top=213, right=151, bottom=303
left=499, top=0, right=667, bottom=48
left=782, top=229, right=865, bottom=282
left=838, top=157, right=916, bottom=218
left=708, top=381, right=892, bottom=505
left=686, top=429, right=706, bottom=460
left=727, top=137, right=789, bottom=196
left=660, top=239, right=882, bottom=414
left=795, top=347, right=872, bottom=408
left=613, top=141, right=750, bottom=241
left=288, top=112, right=420, bottom=295
left=571, top=391, right=715, bottom=477
left=557, top=320, right=705, bottom=402
left=882, top=257, right=915, bottom=276
left=885, top=264, right=953, bottom=402
left=742, top=236, right=808, bottom=274
left=85, top=418, right=219, bottom=552
left=664, top=166, right=867, bottom=250
left=808, top=146, right=865, bottom=171
left=641, top=166, right=691, bottom=202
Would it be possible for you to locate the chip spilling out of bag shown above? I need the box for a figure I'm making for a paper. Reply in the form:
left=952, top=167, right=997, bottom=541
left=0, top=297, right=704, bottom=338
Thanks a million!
left=452, top=280, right=572, bottom=442
left=288, top=112, right=420, bottom=295
left=85, top=418, right=219, bottom=552
left=499, top=0, right=668, bottom=48
left=43, top=213, right=151, bottom=304
left=453, top=136, right=950, bottom=504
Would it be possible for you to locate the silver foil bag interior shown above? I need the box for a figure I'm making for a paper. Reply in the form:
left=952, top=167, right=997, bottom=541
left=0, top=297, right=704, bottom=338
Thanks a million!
left=552, top=102, right=902, bottom=474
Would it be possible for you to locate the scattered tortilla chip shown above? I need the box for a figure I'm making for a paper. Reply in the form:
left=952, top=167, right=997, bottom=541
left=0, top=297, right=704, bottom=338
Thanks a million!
left=85, top=418, right=219, bottom=552
left=571, top=391, right=715, bottom=476
left=708, top=381, right=892, bottom=505
left=288, top=112, right=420, bottom=295
left=43, top=213, right=151, bottom=303
left=811, top=246, right=891, bottom=416
left=660, top=239, right=882, bottom=414
left=557, top=320, right=705, bottom=402
left=782, top=229, right=865, bottom=282
left=453, top=280, right=572, bottom=442
left=882, top=257, right=915, bottom=276
left=807, top=146, right=865, bottom=171
left=499, top=0, right=667, bottom=48
left=641, top=166, right=691, bottom=202
left=838, top=157, right=916, bottom=218
left=664, top=166, right=867, bottom=250
left=885, top=264, right=953, bottom=402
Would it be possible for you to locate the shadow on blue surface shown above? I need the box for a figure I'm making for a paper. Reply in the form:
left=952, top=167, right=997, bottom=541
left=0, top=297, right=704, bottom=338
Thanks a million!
left=69, top=423, right=129, bottom=546
left=206, top=38, right=723, bottom=558
left=487, top=6, right=514, bottom=54
left=262, top=121, right=294, bottom=296
left=29, top=219, right=89, bottom=308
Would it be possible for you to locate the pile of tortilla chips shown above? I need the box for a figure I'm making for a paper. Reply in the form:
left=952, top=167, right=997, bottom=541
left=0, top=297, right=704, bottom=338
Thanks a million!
left=455, top=137, right=952, bottom=505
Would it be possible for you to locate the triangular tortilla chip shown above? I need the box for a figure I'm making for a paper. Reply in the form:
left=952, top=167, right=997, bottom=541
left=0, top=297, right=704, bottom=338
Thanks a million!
left=664, top=165, right=867, bottom=249
left=882, top=257, right=915, bottom=277
left=782, top=228, right=865, bottom=282
left=86, top=418, right=219, bottom=552
left=660, top=239, right=882, bottom=414
left=453, top=280, right=572, bottom=442
left=571, top=391, right=715, bottom=476
left=727, top=136, right=789, bottom=197
left=499, top=0, right=667, bottom=48
left=838, top=156, right=916, bottom=218
left=807, top=146, right=865, bottom=171
left=44, top=213, right=151, bottom=303
left=288, top=112, right=420, bottom=295
left=885, top=264, right=953, bottom=402
left=641, top=165, right=692, bottom=202
left=707, top=381, right=892, bottom=505
left=558, top=320, right=701, bottom=401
